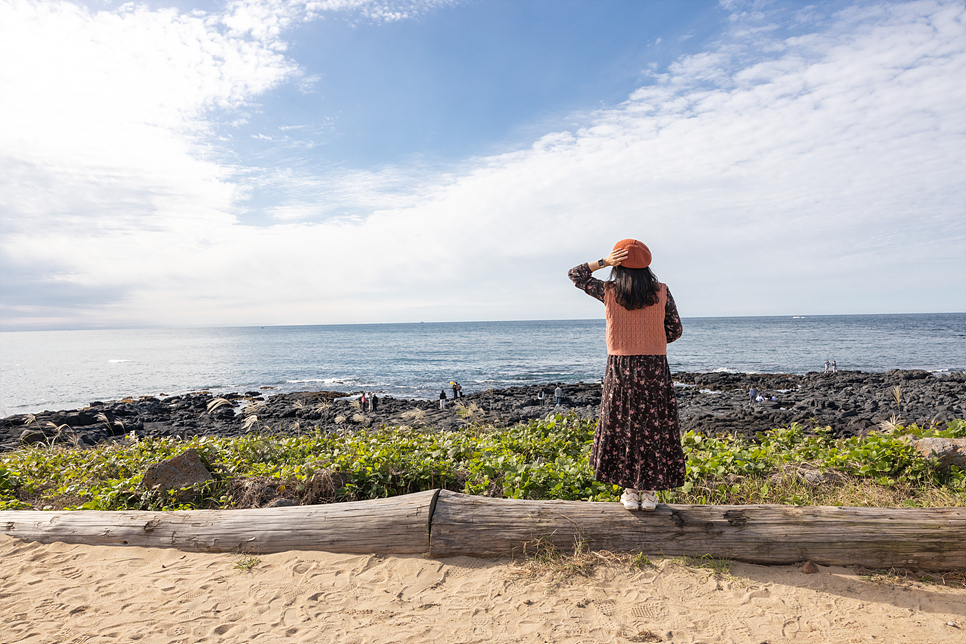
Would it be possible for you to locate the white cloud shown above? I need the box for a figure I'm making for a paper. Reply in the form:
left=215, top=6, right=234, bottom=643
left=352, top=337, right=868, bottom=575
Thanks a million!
left=0, top=0, right=298, bottom=232
left=0, top=0, right=963, bottom=330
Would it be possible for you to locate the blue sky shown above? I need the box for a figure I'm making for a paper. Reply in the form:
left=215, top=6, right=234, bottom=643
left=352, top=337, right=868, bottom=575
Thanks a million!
left=225, top=0, right=732, bottom=224
left=0, top=0, right=963, bottom=330
left=248, top=2, right=719, bottom=162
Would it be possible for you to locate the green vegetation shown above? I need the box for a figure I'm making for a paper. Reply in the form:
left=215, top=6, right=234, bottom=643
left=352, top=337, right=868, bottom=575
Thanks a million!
left=0, top=416, right=963, bottom=512
left=233, top=555, right=261, bottom=572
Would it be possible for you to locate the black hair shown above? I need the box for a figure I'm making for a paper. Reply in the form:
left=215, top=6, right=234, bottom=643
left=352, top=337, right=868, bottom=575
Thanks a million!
left=610, top=265, right=659, bottom=310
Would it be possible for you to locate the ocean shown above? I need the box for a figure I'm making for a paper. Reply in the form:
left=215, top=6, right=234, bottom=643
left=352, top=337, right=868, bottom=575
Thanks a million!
left=1, top=313, right=963, bottom=416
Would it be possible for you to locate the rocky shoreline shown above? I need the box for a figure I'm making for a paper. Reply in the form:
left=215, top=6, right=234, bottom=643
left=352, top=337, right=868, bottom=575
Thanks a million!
left=2, top=370, right=963, bottom=452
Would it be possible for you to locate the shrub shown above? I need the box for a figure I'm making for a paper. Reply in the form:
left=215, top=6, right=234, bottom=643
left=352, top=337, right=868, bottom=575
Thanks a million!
left=0, top=416, right=962, bottom=511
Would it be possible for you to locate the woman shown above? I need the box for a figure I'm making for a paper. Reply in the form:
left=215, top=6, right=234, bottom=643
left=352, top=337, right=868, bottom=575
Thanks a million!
left=569, top=239, right=686, bottom=511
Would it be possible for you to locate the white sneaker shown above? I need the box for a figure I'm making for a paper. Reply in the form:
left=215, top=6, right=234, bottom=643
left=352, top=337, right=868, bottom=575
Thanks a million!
left=640, top=491, right=658, bottom=511
left=620, top=489, right=641, bottom=511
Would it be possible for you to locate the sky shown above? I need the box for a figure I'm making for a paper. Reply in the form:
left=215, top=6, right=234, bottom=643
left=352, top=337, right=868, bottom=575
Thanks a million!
left=0, top=0, right=963, bottom=331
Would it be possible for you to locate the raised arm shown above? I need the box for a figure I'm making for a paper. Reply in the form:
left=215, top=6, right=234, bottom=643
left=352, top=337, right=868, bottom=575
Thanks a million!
left=664, top=288, right=683, bottom=343
left=568, top=247, right=629, bottom=303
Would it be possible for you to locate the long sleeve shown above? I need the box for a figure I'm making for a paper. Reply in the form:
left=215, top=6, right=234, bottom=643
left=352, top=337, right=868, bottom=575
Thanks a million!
left=568, top=263, right=606, bottom=303
left=664, top=288, right=683, bottom=343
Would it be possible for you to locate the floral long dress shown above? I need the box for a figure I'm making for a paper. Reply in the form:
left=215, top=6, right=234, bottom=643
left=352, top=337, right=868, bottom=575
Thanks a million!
left=569, top=263, right=686, bottom=491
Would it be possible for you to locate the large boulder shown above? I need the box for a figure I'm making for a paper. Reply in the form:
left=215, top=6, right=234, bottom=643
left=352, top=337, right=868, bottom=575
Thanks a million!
left=142, top=449, right=214, bottom=499
left=911, top=438, right=966, bottom=472
left=19, top=428, right=51, bottom=445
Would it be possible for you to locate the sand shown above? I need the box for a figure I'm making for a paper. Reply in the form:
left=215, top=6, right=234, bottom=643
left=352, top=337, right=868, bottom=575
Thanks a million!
left=1, top=535, right=964, bottom=644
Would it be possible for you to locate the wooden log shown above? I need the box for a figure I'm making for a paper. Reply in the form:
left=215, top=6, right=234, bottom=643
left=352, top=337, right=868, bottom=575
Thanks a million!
left=0, top=489, right=437, bottom=554
left=428, top=491, right=966, bottom=571
left=3, top=490, right=964, bottom=570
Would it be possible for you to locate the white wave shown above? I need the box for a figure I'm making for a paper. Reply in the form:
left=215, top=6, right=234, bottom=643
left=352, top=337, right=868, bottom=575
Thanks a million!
left=286, top=377, right=357, bottom=385
left=107, top=359, right=131, bottom=363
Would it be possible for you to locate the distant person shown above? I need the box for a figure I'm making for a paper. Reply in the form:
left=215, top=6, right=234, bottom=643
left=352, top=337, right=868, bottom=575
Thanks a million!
left=370, top=394, right=378, bottom=413
left=824, top=360, right=830, bottom=373
left=832, top=360, right=837, bottom=373
left=749, top=387, right=758, bottom=404
left=569, top=238, right=685, bottom=512
left=439, top=390, right=447, bottom=409
left=554, top=386, right=563, bottom=406
left=360, top=392, right=367, bottom=410
left=451, top=381, right=458, bottom=400
left=538, top=390, right=545, bottom=405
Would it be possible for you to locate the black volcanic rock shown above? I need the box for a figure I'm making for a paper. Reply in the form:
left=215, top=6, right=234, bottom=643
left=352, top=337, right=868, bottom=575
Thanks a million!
left=1, top=371, right=963, bottom=451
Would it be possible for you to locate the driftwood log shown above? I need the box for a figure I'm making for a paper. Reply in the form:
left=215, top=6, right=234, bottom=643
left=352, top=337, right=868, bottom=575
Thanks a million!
left=0, top=490, right=435, bottom=555
left=3, top=490, right=964, bottom=571
left=429, top=491, right=966, bottom=570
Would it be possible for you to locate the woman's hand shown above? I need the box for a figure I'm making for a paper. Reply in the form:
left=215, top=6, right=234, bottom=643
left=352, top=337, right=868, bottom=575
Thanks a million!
left=590, top=247, right=628, bottom=271
left=603, top=247, right=628, bottom=267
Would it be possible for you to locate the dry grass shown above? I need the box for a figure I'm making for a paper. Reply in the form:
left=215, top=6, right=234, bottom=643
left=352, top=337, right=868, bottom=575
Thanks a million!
left=205, top=397, right=233, bottom=414
left=401, top=409, right=428, bottom=426
left=233, top=554, right=261, bottom=572
left=455, top=401, right=483, bottom=421
left=510, top=543, right=966, bottom=591
left=509, top=539, right=736, bottom=597
left=510, top=543, right=610, bottom=590
left=673, top=473, right=966, bottom=508
left=226, top=470, right=347, bottom=508
left=853, top=566, right=966, bottom=589
left=806, top=479, right=966, bottom=508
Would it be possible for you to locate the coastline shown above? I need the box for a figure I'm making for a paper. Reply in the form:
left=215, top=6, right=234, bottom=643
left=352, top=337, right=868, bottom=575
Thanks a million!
left=4, top=313, right=963, bottom=419
left=2, top=370, right=964, bottom=452
left=3, top=371, right=965, bottom=643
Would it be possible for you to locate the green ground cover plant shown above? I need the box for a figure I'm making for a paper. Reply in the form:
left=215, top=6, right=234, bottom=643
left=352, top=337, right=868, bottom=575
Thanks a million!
left=0, top=416, right=962, bottom=512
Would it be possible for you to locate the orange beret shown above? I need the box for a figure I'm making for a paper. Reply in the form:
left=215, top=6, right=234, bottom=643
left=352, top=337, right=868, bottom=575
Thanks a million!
left=613, top=239, right=651, bottom=269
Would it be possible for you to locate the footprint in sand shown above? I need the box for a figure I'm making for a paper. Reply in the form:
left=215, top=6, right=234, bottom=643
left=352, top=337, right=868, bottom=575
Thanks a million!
left=442, top=557, right=490, bottom=578
left=470, top=607, right=491, bottom=627
left=165, top=624, right=188, bottom=637
left=632, top=602, right=669, bottom=620
left=113, top=557, right=150, bottom=569
left=594, top=598, right=617, bottom=617
left=58, top=566, right=86, bottom=581
left=34, top=597, right=58, bottom=612
left=51, top=627, right=94, bottom=644
left=282, top=581, right=314, bottom=604
left=54, top=585, right=90, bottom=605
left=709, top=612, right=754, bottom=639
left=782, top=616, right=801, bottom=638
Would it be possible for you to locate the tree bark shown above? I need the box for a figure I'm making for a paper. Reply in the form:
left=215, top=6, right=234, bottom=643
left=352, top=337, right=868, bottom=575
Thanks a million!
left=0, top=489, right=436, bottom=555
left=3, top=490, right=964, bottom=570
left=429, top=491, right=966, bottom=570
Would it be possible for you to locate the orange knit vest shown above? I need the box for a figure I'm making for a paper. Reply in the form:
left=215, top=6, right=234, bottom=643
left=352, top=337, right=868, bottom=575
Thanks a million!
left=604, top=283, right=667, bottom=356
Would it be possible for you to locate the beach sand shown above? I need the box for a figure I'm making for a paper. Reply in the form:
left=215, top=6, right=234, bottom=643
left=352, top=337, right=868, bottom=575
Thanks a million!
left=2, top=535, right=963, bottom=643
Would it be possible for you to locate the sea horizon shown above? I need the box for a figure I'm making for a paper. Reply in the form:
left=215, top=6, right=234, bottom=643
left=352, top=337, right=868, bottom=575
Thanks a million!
left=2, top=312, right=963, bottom=417
left=2, top=310, right=964, bottom=334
